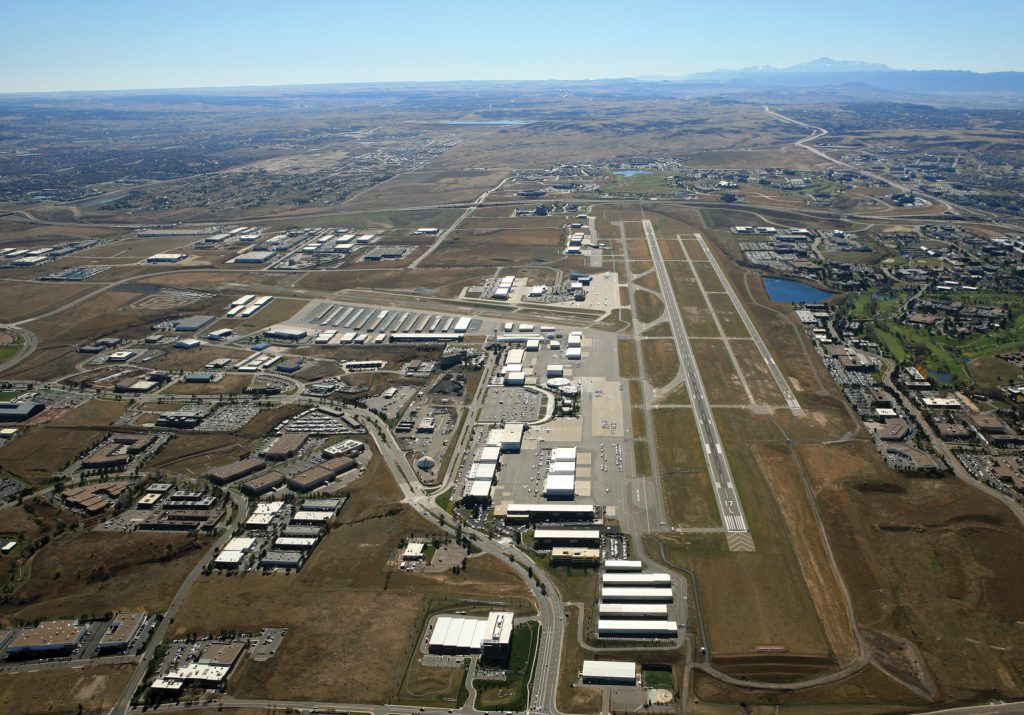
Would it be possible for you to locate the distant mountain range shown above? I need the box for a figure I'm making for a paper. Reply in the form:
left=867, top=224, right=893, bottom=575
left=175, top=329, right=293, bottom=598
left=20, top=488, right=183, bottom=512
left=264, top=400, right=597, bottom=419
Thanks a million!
left=636, top=57, right=1024, bottom=99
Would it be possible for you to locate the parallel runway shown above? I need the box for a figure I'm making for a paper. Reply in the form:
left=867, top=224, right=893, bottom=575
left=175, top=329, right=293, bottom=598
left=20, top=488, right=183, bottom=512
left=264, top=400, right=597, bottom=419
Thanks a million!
left=643, top=220, right=752, bottom=547
left=693, top=232, right=802, bottom=413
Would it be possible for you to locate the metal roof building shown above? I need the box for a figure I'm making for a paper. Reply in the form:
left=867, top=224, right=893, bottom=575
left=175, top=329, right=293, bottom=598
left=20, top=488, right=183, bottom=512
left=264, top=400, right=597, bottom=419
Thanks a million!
left=598, top=603, right=670, bottom=619
left=603, top=559, right=643, bottom=572
left=600, top=587, right=673, bottom=603
left=581, top=660, right=637, bottom=684
left=428, top=611, right=513, bottom=655
left=602, top=572, right=672, bottom=587
left=597, top=620, right=678, bottom=638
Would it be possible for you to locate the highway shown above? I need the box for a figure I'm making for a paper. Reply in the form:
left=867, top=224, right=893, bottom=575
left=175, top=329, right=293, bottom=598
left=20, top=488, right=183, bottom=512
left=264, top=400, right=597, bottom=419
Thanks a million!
left=642, top=219, right=751, bottom=543
left=692, top=232, right=801, bottom=413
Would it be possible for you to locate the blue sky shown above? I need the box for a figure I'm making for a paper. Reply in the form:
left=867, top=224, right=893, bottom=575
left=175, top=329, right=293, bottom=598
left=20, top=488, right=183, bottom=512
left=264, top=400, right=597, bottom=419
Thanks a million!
left=2, top=0, right=1022, bottom=92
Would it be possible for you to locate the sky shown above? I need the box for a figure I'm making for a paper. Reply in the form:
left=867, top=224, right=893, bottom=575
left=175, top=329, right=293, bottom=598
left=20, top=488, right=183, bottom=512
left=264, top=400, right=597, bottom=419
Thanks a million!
left=2, top=0, right=1023, bottom=93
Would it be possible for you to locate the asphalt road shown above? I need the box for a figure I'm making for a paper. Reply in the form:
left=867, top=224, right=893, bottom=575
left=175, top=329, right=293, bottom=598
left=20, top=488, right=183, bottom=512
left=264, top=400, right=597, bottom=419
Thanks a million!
left=642, top=218, right=750, bottom=537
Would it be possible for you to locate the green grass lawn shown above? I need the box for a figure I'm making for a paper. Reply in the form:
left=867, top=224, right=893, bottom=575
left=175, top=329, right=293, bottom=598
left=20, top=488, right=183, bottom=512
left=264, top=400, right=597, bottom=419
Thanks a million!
left=641, top=666, right=674, bottom=689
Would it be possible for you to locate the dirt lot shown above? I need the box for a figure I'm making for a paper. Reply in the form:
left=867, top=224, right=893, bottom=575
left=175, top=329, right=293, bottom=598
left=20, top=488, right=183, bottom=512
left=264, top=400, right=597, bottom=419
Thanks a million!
left=2, top=531, right=208, bottom=623
left=0, top=399, right=128, bottom=484
left=0, top=663, right=135, bottom=715
left=171, top=451, right=534, bottom=705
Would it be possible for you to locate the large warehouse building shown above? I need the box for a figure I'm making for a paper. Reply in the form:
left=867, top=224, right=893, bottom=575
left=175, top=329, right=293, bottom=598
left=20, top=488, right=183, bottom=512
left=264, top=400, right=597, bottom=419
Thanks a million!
left=581, top=660, right=638, bottom=685
left=428, top=611, right=514, bottom=664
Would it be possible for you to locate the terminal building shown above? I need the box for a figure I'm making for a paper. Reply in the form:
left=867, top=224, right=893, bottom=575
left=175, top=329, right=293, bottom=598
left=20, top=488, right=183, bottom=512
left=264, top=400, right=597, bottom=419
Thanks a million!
left=428, top=611, right=514, bottom=664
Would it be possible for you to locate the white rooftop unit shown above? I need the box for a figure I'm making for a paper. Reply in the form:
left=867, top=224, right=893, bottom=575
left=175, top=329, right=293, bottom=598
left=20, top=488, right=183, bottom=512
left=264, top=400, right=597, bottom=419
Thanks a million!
left=602, top=572, right=672, bottom=587
left=581, top=660, right=637, bottom=684
left=603, top=559, right=643, bottom=572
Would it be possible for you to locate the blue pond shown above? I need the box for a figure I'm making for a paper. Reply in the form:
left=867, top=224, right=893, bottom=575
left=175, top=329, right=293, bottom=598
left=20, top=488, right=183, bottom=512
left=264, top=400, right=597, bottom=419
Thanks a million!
left=763, top=277, right=835, bottom=303
left=613, top=169, right=652, bottom=177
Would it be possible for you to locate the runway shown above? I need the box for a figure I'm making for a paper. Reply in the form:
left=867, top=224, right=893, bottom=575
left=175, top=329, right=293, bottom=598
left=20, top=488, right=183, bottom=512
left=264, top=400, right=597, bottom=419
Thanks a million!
left=642, top=220, right=753, bottom=549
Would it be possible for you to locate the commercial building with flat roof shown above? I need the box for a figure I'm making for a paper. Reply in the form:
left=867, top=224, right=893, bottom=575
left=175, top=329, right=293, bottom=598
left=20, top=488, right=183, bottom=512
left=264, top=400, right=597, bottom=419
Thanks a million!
left=581, top=660, right=637, bottom=685
left=603, top=559, right=643, bottom=572
left=0, top=402, right=45, bottom=423
left=551, top=547, right=601, bottom=565
left=291, top=510, right=332, bottom=524
left=261, top=550, right=304, bottom=570
left=597, top=603, right=669, bottom=619
left=504, top=503, right=596, bottom=523
left=199, top=641, right=245, bottom=668
left=7, top=620, right=86, bottom=657
left=264, top=433, right=309, bottom=460
left=240, top=471, right=284, bottom=496
left=533, top=529, right=601, bottom=548
left=428, top=611, right=513, bottom=663
left=209, top=457, right=266, bottom=485
left=600, top=587, right=673, bottom=603
left=174, top=315, right=216, bottom=332
left=602, top=572, right=672, bottom=587
left=97, top=612, right=146, bottom=654
left=597, top=620, right=678, bottom=638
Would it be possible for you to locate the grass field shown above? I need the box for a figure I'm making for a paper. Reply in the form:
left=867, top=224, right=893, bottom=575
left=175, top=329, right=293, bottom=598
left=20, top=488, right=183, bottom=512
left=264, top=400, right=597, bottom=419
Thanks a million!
left=0, top=662, right=135, bottom=715
left=705, top=292, right=751, bottom=339
left=641, top=339, right=679, bottom=390
left=0, top=399, right=128, bottom=484
left=3, top=531, right=208, bottom=623
left=690, top=339, right=749, bottom=404
left=617, top=339, right=639, bottom=379
left=634, top=290, right=665, bottom=324
left=652, top=408, right=719, bottom=528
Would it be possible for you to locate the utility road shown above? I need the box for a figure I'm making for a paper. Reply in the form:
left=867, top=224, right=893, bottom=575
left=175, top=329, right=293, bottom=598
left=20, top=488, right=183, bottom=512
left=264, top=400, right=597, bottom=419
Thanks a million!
left=643, top=219, right=753, bottom=550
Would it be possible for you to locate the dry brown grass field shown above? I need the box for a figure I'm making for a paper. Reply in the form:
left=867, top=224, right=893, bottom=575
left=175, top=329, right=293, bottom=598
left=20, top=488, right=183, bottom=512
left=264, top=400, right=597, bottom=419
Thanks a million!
left=0, top=663, right=135, bottom=715
left=2, top=531, right=208, bottom=623
left=640, top=339, right=679, bottom=390
left=653, top=408, right=719, bottom=528
left=0, top=399, right=128, bottom=484
left=633, top=290, right=664, bottom=324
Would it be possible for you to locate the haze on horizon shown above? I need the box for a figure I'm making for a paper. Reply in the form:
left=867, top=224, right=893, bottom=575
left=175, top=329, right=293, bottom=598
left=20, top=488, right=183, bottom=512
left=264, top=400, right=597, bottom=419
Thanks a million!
left=3, top=0, right=1024, bottom=94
